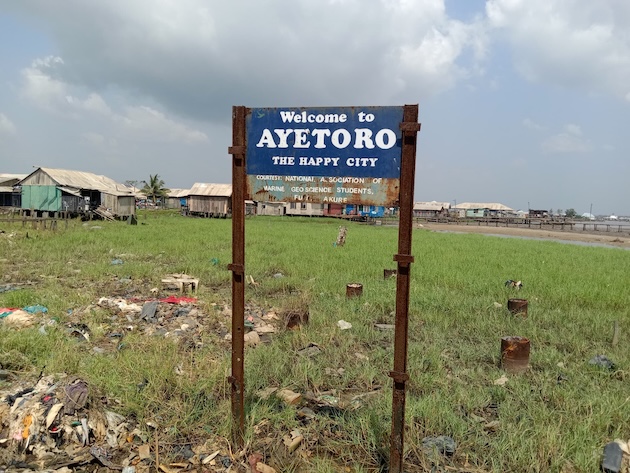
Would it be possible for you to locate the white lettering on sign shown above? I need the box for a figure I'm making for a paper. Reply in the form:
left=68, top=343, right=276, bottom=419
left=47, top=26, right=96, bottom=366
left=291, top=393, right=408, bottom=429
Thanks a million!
left=284, top=176, right=315, bottom=182
left=346, top=157, right=378, bottom=167
left=298, top=157, right=340, bottom=167
left=280, top=111, right=348, bottom=124
left=328, top=177, right=366, bottom=183
left=255, top=128, right=396, bottom=150
left=336, top=187, right=373, bottom=195
left=322, top=196, right=348, bottom=203
left=271, top=156, right=295, bottom=165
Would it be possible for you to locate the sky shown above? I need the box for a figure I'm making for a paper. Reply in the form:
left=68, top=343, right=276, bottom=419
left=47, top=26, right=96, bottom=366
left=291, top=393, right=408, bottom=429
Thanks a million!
left=0, top=0, right=628, bottom=216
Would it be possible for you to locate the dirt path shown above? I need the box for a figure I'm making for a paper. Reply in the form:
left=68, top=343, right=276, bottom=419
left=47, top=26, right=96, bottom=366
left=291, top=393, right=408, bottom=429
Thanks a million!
left=419, top=222, right=630, bottom=249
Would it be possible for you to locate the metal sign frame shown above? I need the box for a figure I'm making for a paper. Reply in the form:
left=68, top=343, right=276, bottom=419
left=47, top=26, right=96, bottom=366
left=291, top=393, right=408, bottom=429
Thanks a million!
left=228, top=104, right=419, bottom=473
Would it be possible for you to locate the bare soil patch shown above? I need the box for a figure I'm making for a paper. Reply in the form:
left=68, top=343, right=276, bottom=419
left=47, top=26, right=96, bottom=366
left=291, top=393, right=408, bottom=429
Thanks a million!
left=420, top=222, right=630, bottom=249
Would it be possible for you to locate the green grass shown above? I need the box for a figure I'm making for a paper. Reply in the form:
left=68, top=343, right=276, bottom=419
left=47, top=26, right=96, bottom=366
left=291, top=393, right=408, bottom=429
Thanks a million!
left=1, top=211, right=629, bottom=472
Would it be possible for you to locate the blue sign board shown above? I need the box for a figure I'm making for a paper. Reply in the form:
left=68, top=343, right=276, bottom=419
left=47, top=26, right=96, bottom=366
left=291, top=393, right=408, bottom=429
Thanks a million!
left=246, top=106, right=404, bottom=206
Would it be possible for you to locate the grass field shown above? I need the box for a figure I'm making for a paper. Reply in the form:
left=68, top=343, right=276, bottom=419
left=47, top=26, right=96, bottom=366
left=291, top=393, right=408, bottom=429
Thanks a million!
left=1, top=211, right=629, bottom=472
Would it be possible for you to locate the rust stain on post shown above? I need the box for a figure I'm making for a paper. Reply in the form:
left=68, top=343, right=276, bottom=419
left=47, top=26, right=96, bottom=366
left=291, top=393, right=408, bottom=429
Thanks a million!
left=389, top=104, right=420, bottom=473
left=346, top=283, right=363, bottom=298
left=229, top=106, right=247, bottom=448
left=501, top=336, right=530, bottom=374
left=507, top=298, right=528, bottom=318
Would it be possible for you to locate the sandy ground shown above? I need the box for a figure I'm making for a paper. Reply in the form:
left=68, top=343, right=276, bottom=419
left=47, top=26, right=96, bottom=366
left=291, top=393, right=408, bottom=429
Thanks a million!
left=419, top=222, right=630, bottom=249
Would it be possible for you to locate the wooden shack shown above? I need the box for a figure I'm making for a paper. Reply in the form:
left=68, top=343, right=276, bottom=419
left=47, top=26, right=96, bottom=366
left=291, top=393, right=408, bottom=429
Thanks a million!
left=18, top=167, right=135, bottom=218
left=0, top=173, right=26, bottom=208
left=187, top=183, right=232, bottom=217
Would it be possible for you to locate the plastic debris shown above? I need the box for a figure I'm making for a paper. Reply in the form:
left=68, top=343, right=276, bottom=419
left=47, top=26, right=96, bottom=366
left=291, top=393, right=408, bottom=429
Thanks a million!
left=0, top=307, right=19, bottom=317
left=210, top=257, right=220, bottom=265
left=422, top=435, right=457, bottom=457
left=602, top=442, right=623, bottom=472
left=298, top=343, right=322, bottom=357
left=2, top=309, right=35, bottom=327
left=337, top=320, right=352, bottom=330
left=493, top=375, right=509, bottom=386
left=159, top=296, right=197, bottom=304
left=505, top=279, right=523, bottom=289
left=22, top=304, right=48, bottom=314
left=111, top=258, right=124, bottom=265
left=374, top=323, right=395, bottom=330
left=589, top=354, right=616, bottom=370
left=140, top=301, right=159, bottom=321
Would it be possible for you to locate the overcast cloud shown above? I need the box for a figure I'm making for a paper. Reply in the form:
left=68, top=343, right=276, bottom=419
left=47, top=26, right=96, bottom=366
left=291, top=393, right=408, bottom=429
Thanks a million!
left=1, top=0, right=628, bottom=215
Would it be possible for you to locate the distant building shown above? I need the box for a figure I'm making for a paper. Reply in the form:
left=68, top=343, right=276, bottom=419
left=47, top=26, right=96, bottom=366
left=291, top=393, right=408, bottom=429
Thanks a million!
left=0, top=173, right=26, bottom=208
left=165, top=188, right=189, bottom=210
left=528, top=209, right=549, bottom=219
left=18, top=167, right=135, bottom=217
left=413, top=201, right=450, bottom=218
left=454, top=202, right=514, bottom=218
left=187, top=183, right=232, bottom=217
left=285, top=202, right=325, bottom=217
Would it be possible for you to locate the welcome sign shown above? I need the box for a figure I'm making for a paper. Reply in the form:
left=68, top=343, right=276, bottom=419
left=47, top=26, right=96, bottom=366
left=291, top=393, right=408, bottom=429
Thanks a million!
left=246, top=106, right=404, bottom=206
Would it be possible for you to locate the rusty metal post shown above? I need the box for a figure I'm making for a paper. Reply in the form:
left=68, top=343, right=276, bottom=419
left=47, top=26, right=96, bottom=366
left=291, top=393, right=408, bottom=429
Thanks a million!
left=501, top=336, right=530, bottom=374
left=389, top=104, right=420, bottom=473
left=346, top=283, right=363, bottom=298
left=228, top=106, right=247, bottom=448
left=507, top=298, right=528, bottom=318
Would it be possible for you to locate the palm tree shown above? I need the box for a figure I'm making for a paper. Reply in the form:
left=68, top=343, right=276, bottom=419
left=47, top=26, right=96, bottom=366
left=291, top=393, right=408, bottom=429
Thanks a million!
left=141, top=174, right=169, bottom=208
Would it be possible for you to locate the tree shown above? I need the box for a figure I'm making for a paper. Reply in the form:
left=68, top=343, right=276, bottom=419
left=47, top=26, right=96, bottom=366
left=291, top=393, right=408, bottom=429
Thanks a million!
left=141, top=174, right=169, bottom=207
left=564, top=208, right=578, bottom=219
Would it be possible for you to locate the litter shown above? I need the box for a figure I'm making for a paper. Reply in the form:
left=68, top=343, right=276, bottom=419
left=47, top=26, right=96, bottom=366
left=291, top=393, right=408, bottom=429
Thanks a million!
left=161, top=273, right=199, bottom=294
left=159, top=296, right=197, bottom=304
left=505, top=279, right=523, bottom=289
left=589, top=354, right=616, bottom=370
left=111, top=259, right=124, bottom=265
left=337, top=320, right=352, bottom=330
left=602, top=441, right=622, bottom=472
left=0, top=307, right=20, bottom=318
left=22, top=304, right=48, bottom=314
left=422, top=435, right=457, bottom=457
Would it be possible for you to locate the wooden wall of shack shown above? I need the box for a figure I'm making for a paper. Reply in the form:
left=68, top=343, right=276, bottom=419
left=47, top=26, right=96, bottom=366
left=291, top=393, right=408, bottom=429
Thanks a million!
left=188, top=195, right=231, bottom=215
left=101, top=194, right=135, bottom=217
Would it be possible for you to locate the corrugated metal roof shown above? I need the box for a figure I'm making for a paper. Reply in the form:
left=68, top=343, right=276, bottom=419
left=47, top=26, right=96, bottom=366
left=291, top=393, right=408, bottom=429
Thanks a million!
left=0, top=174, right=27, bottom=186
left=23, top=167, right=133, bottom=197
left=413, top=201, right=450, bottom=211
left=167, top=188, right=190, bottom=198
left=455, top=202, right=514, bottom=211
left=0, top=186, right=15, bottom=193
left=188, top=183, right=232, bottom=197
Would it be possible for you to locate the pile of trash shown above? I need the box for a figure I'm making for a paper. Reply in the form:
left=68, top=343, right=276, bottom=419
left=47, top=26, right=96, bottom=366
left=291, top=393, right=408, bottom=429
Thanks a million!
left=0, top=373, right=139, bottom=471
left=0, top=372, right=241, bottom=472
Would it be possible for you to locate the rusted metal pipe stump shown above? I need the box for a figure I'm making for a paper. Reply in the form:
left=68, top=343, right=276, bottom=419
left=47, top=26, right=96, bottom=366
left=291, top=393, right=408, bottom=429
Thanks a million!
left=346, top=283, right=363, bottom=298
left=507, top=298, right=528, bottom=317
left=501, top=336, right=530, bottom=374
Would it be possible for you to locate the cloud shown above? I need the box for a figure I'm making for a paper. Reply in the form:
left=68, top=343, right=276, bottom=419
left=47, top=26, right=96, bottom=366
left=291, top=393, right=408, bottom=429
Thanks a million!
left=7, top=0, right=489, bottom=122
left=21, top=56, right=70, bottom=114
left=522, top=118, right=545, bottom=131
left=486, top=0, right=630, bottom=101
left=542, top=124, right=590, bottom=153
left=0, top=113, right=17, bottom=137
left=20, top=55, right=208, bottom=144
left=117, top=106, right=208, bottom=144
